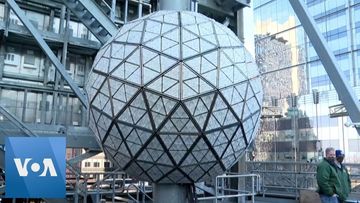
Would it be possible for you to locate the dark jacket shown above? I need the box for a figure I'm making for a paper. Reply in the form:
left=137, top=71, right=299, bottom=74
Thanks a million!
left=316, top=159, right=347, bottom=201
left=337, top=163, right=351, bottom=197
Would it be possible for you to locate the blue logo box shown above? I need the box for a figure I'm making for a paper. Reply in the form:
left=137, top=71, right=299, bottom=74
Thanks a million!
left=5, top=137, right=66, bottom=198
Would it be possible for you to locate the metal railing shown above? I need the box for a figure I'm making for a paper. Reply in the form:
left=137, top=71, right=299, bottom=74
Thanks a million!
left=197, top=173, right=260, bottom=203
left=126, top=182, right=153, bottom=203
left=246, top=161, right=360, bottom=201
left=65, top=168, right=153, bottom=203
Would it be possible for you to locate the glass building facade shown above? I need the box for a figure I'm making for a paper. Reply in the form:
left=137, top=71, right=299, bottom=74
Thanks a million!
left=253, top=0, right=360, bottom=163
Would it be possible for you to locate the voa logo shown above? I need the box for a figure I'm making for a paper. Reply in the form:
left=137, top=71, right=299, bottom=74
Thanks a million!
left=5, top=137, right=66, bottom=198
left=14, top=158, right=57, bottom=177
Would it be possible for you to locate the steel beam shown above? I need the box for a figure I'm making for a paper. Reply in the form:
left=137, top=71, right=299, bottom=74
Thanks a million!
left=197, top=0, right=243, bottom=17
left=288, top=0, right=360, bottom=135
left=0, top=40, right=5, bottom=79
left=76, top=0, right=117, bottom=36
left=6, top=0, right=88, bottom=108
left=66, top=132, right=101, bottom=150
left=0, top=123, right=101, bottom=150
left=68, top=150, right=102, bottom=165
left=61, top=0, right=118, bottom=44
left=0, top=104, right=38, bottom=137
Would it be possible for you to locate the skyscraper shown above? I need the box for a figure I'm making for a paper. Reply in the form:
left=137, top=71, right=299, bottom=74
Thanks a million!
left=253, top=0, right=360, bottom=162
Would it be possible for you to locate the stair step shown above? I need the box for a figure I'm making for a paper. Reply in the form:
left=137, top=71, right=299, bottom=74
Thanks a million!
left=90, top=19, right=101, bottom=28
left=93, top=26, right=104, bottom=34
left=98, top=29, right=109, bottom=36
left=61, top=0, right=117, bottom=44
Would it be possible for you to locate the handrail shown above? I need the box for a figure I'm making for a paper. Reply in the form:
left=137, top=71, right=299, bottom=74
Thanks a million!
left=86, top=169, right=125, bottom=189
left=126, top=182, right=153, bottom=203
left=246, top=161, right=360, bottom=201
left=197, top=173, right=260, bottom=203
left=64, top=169, right=131, bottom=201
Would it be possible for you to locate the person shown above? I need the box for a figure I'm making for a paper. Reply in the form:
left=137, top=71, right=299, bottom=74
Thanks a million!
left=316, top=147, right=347, bottom=203
left=335, top=150, right=351, bottom=201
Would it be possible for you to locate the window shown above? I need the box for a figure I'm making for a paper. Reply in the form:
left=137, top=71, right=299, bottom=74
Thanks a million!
left=5, top=54, right=15, bottom=62
left=69, top=22, right=77, bottom=35
left=66, top=56, right=76, bottom=74
left=77, top=64, right=85, bottom=75
left=26, top=10, right=45, bottom=30
left=104, top=161, right=111, bottom=168
left=39, top=100, right=50, bottom=111
left=75, top=57, right=86, bottom=84
left=10, top=18, right=18, bottom=25
left=65, top=58, right=71, bottom=71
left=93, top=162, right=100, bottom=167
left=0, top=4, right=4, bottom=21
left=4, top=46, right=19, bottom=66
left=24, top=50, right=35, bottom=66
left=52, top=17, right=60, bottom=33
left=9, top=10, right=22, bottom=26
left=85, top=162, right=91, bottom=167
left=29, top=20, right=38, bottom=29
left=79, top=25, right=88, bottom=39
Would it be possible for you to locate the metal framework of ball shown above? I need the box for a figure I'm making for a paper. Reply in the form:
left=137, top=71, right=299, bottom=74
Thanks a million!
left=86, top=11, right=263, bottom=184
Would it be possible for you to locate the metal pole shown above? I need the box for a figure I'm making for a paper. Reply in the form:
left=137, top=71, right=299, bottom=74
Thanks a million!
left=236, top=9, right=245, bottom=44
left=4, top=1, right=9, bottom=37
left=295, top=173, right=298, bottom=199
left=316, top=104, right=319, bottom=159
left=84, top=175, right=88, bottom=203
left=40, top=92, right=46, bottom=124
left=136, top=182, right=140, bottom=202
left=274, top=116, right=277, bottom=162
left=124, top=0, right=128, bottom=23
left=252, top=176, right=254, bottom=203
left=75, top=175, right=79, bottom=203
left=48, top=9, right=55, bottom=32
left=289, top=0, right=360, bottom=135
left=112, top=173, right=115, bottom=203
left=221, top=177, right=225, bottom=202
left=111, top=0, right=116, bottom=21
left=159, top=0, right=190, bottom=10
left=292, top=107, right=296, bottom=163
left=96, top=174, right=100, bottom=203
left=21, top=89, right=27, bottom=122
left=215, top=176, right=218, bottom=203
left=142, top=181, right=145, bottom=203
left=316, top=103, right=319, bottom=140
left=138, top=0, right=143, bottom=18
left=342, top=116, right=345, bottom=153
left=0, top=40, right=5, bottom=79
left=59, top=5, right=66, bottom=35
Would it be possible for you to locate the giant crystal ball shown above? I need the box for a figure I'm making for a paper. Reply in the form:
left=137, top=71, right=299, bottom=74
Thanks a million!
left=85, top=11, right=263, bottom=183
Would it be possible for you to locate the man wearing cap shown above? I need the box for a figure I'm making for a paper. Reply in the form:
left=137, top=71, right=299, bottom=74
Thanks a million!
left=316, top=147, right=347, bottom=203
left=335, top=149, right=351, bottom=201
